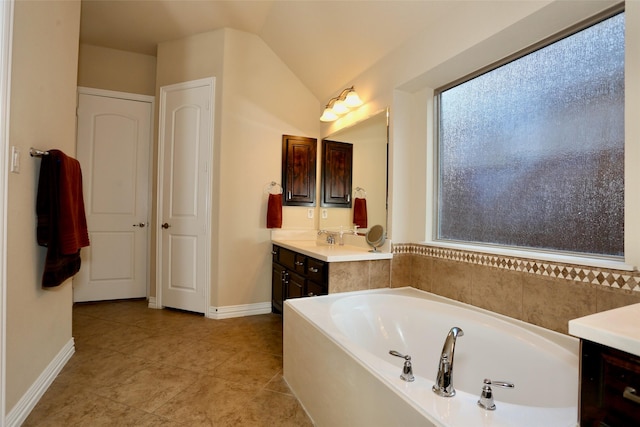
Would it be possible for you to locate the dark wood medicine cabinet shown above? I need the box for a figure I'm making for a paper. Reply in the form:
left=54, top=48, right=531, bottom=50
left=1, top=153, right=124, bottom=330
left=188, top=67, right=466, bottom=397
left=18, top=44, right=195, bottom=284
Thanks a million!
left=282, top=135, right=317, bottom=206
left=321, top=140, right=353, bottom=208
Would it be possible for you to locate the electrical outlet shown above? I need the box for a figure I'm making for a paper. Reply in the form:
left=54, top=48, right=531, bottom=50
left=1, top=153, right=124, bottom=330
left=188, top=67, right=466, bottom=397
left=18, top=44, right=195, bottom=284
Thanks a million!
left=307, top=208, right=314, bottom=219
left=322, top=209, right=328, bottom=219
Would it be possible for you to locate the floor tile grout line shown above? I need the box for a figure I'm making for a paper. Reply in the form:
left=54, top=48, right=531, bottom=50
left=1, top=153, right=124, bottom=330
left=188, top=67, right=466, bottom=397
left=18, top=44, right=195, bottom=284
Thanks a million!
left=25, top=300, right=309, bottom=425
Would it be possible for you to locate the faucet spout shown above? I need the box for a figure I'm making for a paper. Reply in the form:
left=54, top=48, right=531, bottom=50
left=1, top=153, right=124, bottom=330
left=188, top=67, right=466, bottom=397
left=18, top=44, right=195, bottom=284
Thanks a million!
left=432, top=326, right=464, bottom=397
left=337, top=226, right=359, bottom=245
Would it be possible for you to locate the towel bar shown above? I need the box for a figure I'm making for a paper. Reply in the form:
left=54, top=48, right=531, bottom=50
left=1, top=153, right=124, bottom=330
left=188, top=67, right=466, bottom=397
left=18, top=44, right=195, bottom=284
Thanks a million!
left=30, top=147, right=49, bottom=157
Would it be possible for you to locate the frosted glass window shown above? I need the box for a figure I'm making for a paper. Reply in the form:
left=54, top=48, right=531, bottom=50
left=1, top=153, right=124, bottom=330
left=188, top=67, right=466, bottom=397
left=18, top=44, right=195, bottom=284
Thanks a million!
left=437, top=12, right=624, bottom=257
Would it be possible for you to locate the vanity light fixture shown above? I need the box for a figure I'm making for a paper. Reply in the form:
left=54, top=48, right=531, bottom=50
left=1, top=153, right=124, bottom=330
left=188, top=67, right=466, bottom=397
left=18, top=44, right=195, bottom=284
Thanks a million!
left=320, top=86, right=363, bottom=122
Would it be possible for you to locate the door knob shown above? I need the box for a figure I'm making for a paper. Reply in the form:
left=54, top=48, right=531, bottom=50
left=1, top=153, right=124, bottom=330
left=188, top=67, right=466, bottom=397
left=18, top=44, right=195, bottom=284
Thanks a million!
left=161, top=223, right=171, bottom=229
left=133, top=223, right=146, bottom=228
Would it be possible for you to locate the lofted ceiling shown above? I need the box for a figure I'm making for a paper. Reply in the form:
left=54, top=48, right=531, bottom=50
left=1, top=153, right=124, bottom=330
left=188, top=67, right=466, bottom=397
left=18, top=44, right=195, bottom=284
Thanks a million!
left=80, top=0, right=464, bottom=101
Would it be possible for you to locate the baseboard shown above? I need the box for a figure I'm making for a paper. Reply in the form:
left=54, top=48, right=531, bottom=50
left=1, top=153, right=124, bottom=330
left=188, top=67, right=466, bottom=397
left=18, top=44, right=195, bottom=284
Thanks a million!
left=5, top=337, right=75, bottom=427
left=208, top=302, right=272, bottom=319
left=147, top=296, right=158, bottom=309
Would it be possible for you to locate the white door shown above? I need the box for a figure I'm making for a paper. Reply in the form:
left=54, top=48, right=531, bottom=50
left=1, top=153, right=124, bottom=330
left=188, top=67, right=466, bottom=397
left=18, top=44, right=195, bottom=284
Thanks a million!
left=158, top=78, right=213, bottom=314
left=74, top=89, right=152, bottom=302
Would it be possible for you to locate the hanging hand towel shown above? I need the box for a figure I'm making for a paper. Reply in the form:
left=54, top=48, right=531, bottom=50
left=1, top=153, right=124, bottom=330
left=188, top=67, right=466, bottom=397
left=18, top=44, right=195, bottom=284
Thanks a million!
left=353, top=197, right=368, bottom=229
left=37, top=150, right=90, bottom=288
left=267, top=193, right=283, bottom=228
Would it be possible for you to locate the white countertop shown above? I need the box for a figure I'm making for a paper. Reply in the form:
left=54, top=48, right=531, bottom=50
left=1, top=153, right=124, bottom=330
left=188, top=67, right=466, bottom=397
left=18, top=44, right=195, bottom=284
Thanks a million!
left=272, top=239, right=393, bottom=262
left=569, top=302, right=640, bottom=357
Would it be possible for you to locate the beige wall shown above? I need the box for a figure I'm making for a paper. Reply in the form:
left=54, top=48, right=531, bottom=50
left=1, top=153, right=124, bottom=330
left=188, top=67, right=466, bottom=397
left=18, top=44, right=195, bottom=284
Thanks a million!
left=332, top=0, right=639, bottom=333
left=217, top=29, right=318, bottom=307
left=316, top=1, right=624, bottom=245
left=6, top=0, right=80, bottom=412
left=5, top=0, right=635, bottom=419
left=314, top=2, right=605, bottom=238
left=156, top=29, right=319, bottom=308
left=392, top=1, right=636, bottom=248
left=78, top=44, right=156, bottom=96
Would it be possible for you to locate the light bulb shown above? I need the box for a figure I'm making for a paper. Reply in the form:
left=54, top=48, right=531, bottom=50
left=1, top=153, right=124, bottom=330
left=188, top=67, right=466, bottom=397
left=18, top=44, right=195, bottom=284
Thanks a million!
left=332, top=99, right=349, bottom=115
left=344, top=89, right=363, bottom=107
left=320, top=107, right=338, bottom=122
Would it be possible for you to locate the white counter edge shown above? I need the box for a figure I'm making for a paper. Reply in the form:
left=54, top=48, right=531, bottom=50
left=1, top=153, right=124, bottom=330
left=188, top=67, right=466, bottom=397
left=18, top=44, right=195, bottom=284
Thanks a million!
left=272, top=239, right=393, bottom=262
left=568, top=302, right=640, bottom=357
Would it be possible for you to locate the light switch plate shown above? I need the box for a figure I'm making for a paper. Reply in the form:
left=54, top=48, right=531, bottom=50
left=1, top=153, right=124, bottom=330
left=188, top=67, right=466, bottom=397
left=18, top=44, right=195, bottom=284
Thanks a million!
left=10, top=146, right=20, bottom=173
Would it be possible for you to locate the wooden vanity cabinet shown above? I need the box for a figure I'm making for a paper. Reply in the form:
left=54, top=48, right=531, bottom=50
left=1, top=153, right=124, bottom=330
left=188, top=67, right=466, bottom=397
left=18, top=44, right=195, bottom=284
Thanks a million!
left=579, top=339, right=640, bottom=426
left=271, top=245, right=328, bottom=313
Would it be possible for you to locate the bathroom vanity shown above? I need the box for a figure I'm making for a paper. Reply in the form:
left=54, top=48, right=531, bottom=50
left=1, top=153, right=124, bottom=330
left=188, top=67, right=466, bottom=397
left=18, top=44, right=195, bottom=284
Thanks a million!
left=569, top=303, right=640, bottom=426
left=270, top=232, right=393, bottom=313
left=271, top=245, right=328, bottom=313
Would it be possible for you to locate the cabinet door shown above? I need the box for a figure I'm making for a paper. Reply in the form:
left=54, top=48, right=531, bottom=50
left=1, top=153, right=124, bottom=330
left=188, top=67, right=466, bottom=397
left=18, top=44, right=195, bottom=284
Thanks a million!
left=306, top=280, right=327, bottom=297
left=271, top=262, right=285, bottom=313
left=282, top=135, right=317, bottom=206
left=321, top=140, right=353, bottom=207
left=580, top=340, right=640, bottom=426
left=286, top=271, right=305, bottom=299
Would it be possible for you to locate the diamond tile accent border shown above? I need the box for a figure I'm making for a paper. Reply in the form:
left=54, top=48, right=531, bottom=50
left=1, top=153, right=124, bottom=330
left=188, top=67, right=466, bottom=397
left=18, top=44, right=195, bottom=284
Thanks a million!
left=392, top=243, right=640, bottom=292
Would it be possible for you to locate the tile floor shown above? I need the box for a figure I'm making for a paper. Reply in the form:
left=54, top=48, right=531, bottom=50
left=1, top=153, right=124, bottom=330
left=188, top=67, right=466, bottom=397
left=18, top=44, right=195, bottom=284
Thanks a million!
left=24, top=299, right=313, bottom=426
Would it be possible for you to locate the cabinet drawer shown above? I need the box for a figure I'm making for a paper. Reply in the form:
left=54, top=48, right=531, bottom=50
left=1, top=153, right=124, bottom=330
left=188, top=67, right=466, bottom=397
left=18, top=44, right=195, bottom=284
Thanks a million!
left=278, top=247, right=297, bottom=270
left=307, top=258, right=326, bottom=283
left=293, top=253, right=306, bottom=274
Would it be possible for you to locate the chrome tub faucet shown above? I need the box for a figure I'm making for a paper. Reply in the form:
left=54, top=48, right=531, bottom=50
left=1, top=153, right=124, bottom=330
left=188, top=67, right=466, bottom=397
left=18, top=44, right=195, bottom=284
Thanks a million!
left=432, top=326, right=464, bottom=397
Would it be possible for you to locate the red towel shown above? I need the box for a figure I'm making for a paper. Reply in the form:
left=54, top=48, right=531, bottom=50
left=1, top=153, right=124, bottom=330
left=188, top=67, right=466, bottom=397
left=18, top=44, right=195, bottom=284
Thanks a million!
left=37, top=149, right=90, bottom=287
left=57, top=152, right=90, bottom=254
left=267, top=193, right=283, bottom=228
left=353, top=197, right=368, bottom=229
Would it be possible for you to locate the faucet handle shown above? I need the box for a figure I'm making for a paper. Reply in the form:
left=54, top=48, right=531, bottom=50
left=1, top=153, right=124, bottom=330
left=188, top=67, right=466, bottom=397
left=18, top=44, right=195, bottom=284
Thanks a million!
left=389, top=350, right=415, bottom=382
left=477, top=378, right=514, bottom=410
left=389, top=350, right=410, bottom=360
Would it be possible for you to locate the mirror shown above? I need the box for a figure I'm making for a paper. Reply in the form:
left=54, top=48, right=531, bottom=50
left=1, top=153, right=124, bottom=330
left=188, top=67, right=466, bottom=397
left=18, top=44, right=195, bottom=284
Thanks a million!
left=365, top=224, right=386, bottom=252
left=319, top=109, right=388, bottom=233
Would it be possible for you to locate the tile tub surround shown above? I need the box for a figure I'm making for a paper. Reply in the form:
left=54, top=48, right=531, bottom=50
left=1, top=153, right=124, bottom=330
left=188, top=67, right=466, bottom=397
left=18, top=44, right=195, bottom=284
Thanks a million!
left=391, top=244, right=640, bottom=334
left=328, top=259, right=391, bottom=293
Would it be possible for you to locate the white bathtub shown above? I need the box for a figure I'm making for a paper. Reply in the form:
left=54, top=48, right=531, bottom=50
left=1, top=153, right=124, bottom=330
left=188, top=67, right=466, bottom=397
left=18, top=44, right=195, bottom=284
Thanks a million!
left=283, top=287, right=579, bottom=427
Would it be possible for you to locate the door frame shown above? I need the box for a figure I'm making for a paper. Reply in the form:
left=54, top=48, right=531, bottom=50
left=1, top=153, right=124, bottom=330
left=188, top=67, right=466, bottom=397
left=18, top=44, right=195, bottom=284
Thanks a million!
left=0, top=0, right=13, bottom=421
left=77, top=86, right=155, bottom=299
left=155, top=77, right=214, bottom=316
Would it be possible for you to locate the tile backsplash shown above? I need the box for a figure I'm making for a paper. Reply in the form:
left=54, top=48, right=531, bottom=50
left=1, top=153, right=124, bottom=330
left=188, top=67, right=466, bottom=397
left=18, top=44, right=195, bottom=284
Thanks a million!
left=391, top=243, right=640, bottom=334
